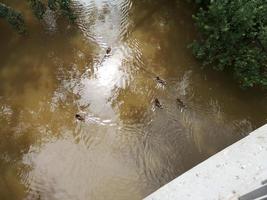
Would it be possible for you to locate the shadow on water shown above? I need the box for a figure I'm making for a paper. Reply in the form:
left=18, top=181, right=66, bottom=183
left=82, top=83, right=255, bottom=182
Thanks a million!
left=0, top=0, right=267, bottom=199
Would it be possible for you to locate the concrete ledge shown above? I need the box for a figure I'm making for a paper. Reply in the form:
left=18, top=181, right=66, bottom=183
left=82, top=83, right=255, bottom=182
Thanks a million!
left=145, top=124, right=267, bottom=200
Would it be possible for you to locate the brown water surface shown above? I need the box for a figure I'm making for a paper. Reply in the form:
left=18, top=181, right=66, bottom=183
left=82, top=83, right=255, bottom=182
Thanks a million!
left=0, top=0, right=267, bottom=199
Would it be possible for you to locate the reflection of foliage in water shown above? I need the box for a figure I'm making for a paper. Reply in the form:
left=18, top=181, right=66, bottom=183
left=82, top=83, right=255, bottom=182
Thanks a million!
left=0, top=0, right=76, bottom=34
left=0, top=3, right=26, bottom=34
left=29, top=0, right=76, bottom=21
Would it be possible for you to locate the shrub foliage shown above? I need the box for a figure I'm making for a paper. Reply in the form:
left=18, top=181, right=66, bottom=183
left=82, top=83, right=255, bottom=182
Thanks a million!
left=191, top=0, right=267, bottom=88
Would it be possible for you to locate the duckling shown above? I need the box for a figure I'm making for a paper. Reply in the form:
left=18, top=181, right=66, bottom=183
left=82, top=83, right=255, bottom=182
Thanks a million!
left=155, top=76, right=166, bottom=85
left=176, top=98, right=185, bottom=107
left=154, top=98, right=163, bottom=109
left=75, top=113, right=85, bottom=122
left=106, top=47, right=111, bottom=55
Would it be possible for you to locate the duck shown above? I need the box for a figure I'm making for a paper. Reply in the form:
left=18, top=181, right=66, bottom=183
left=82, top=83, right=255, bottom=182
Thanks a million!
left=75, top=113, right=85, bottom=122
left=154, top=98, right=163, bottom=109
left=106, top=47, right=111, bottom=55
left=155, top=76, right=166, bottom=85
left=176, top=98, right=185, bottom=107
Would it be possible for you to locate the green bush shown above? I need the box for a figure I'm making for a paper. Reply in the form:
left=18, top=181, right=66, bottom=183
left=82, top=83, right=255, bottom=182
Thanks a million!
left=193, top=0, right=211, bottom=6
left=191, top=0, right=267, bottom=88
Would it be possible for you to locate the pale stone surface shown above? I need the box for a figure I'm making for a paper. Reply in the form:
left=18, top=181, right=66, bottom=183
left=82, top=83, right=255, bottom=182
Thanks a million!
left=145, top=124, right=267, bottom=200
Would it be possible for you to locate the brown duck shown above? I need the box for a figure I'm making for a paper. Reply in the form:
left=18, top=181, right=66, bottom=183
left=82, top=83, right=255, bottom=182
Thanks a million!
left=155, top=76, right=166, bottom=85
left=106, top=47, right=111, bottom=55
left=75, top=113, right=85, bottom=122
left=154, top=98, right=163, bottom=109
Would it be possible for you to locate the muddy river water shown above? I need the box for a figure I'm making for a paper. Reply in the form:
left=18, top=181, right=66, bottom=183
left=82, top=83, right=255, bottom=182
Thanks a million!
left=0, top=0, right=267, bottom=199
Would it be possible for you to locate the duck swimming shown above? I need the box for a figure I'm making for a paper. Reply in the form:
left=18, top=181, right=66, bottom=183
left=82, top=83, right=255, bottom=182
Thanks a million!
left=154, top=98, right=163, bottom=109
left=155, top=76, right=166, bottom=85
left=75, top=113, right=85, bottom=122
left=106, top=47, right=111, bottom=55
